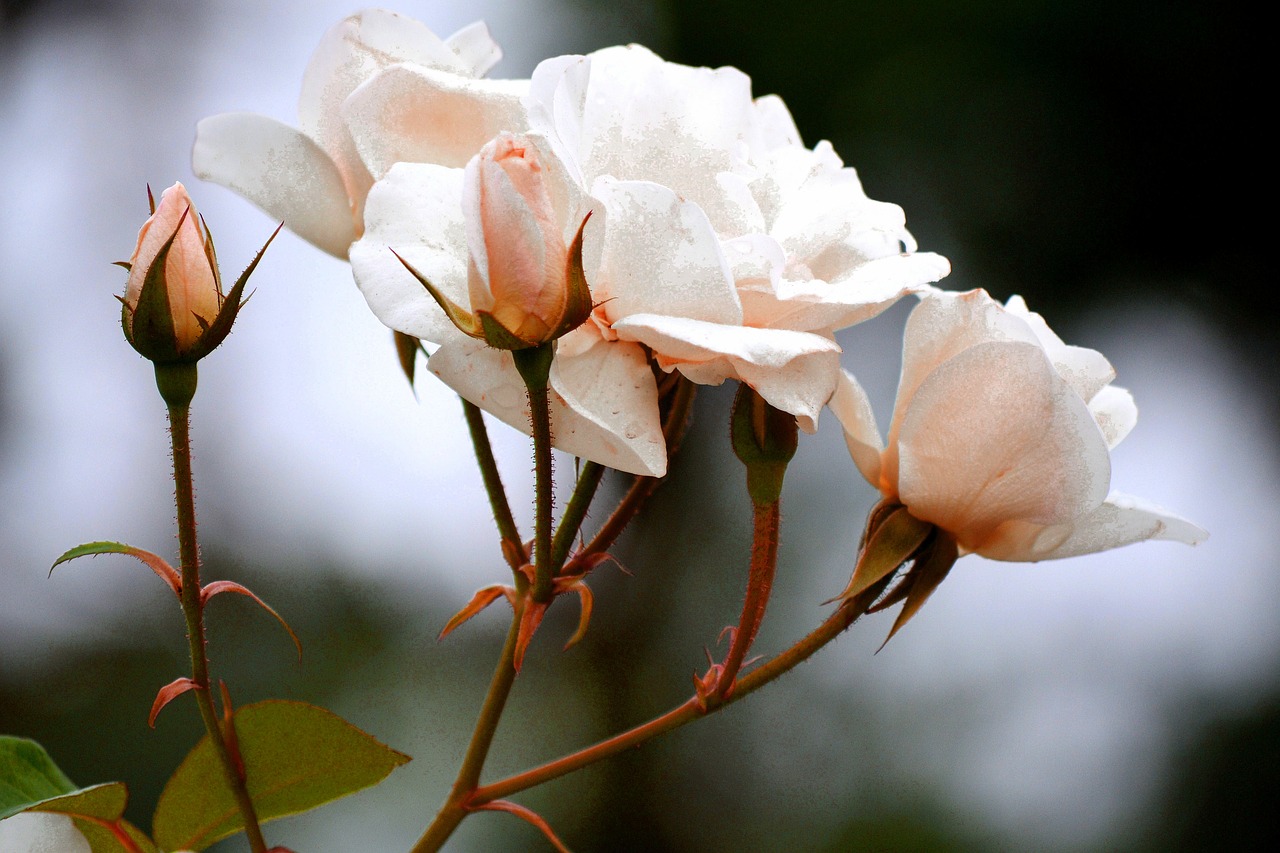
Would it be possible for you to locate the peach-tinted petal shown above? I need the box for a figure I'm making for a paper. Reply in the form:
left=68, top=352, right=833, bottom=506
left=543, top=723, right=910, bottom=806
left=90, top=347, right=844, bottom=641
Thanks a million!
left=349, top=162, right=469, bottom=342
left=193, top=112, right=355, bottom=257
left=889, top=289, right=1040, bottom=448
left=896, top=340, right=1111, bottom=548
left=344, top=65, right=528, bottom=179
left=977, top=493, right=1208, bottom=561
left=829, top=369, right=884, bottom=490
left=1005, top=294, right=1116, bottom=401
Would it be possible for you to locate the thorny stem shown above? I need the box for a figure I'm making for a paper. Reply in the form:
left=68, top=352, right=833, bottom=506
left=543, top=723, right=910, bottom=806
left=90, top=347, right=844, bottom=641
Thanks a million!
left=411, top=597, right=527, bottom=853
left=717, top=499, right=781, bottom=692
left=512, top=345, right=555, bottom=601
left=472, top=586, right=886, bottom=805
left=462, top=398, right=523, bottom=569
left=168, top=396, right=268, bottom=853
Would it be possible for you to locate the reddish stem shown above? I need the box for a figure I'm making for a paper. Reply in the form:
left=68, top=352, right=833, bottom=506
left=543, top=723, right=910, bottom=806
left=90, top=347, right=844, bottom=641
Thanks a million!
left=717, top=499, right=781, bottom=693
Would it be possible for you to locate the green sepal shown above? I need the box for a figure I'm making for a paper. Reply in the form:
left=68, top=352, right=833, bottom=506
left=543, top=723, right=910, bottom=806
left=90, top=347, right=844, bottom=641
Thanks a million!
left=479, top=310, right=537, bottom=350
left=152, top=700, right=410, bottom=852
left=181, top=221, right=281, bottom=363
left=874, top=530, right=959, bottom=648
left=124, top=208, right=186, bottom=362
left=392, top=249, right=483, bottom=338
left=730, top=383, right=798, bottom=506
left=393, top=331, right=422, bottom=387
left=831, top=504, right=933, bottom=603
left=547, top=211, right=594, bottom=340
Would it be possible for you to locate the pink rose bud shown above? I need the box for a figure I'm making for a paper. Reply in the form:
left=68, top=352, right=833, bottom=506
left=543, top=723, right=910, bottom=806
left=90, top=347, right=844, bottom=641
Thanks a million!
left=120, top=182, right=277, bottom=364
left=395, top=133, right=591, bottom=350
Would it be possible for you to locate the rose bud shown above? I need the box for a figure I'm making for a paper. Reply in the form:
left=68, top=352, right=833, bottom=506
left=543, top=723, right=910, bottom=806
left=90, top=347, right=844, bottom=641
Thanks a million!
left=120, top=182, right=277, bottom=364
left=394, top=132, right=591, bottom=350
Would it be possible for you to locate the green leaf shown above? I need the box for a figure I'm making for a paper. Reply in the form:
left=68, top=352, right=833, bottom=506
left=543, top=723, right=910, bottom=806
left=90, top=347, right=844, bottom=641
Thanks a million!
left=0, top=736, right=155, bottom=853
left=153, top=700, right=410, bottom=851
left=1, top=736, right=78, bottom=821
left=50, top=541, right=181, bottom=596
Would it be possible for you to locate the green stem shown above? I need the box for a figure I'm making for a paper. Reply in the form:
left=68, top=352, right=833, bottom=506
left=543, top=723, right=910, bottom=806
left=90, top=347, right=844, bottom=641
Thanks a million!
left=512, top=345, right=555, bottom=601
left=461, top=398, right=523, bottom=568
left=411, top=599, right=526, bottom=853
left=472, top=589, right=881, bottom=805
left=717, top=499, right=781, bottom=693
left=550, top=462, right=604, bottom=573
left=167, top=390, right=268, bottom=853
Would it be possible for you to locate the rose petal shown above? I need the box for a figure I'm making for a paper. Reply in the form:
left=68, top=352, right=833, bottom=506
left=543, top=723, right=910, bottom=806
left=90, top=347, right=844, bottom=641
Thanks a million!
left=429, top=333, right=666, bottom=477
left=1089, top=384, right=1138, bottom=449
left=529, top=45, right=759, bottom=235
left=977, top=493, right=1208, bottom=561
left=829, top=369, right=885, bottom=488
left=192, top=113, right=355, bottom=257
left=1005, top=295, right=1116, bottom=401
left=350, top=163, right=469, bottom=342
left=890, top=289, right=1041, bottom=445
left=612, top=314, right=840, bottom=427
left=344, top=64, right=529, bottom=180
left=895, top=339, right=1111, bottom=548
left=444, top=21, right=503, bottom=78
left=590, top=178, right=741, bottom=325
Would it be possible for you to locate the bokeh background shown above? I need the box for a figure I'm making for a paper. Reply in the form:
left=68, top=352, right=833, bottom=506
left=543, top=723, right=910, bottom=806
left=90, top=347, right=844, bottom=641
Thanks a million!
left=1, top=1, right=1273, bottom=850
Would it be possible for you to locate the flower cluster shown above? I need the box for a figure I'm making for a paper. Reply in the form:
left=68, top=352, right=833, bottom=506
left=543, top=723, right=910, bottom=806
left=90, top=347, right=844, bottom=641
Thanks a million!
left=194, top=10, right=948, bottom=477
left=192, top=8, right=1202, bottom=591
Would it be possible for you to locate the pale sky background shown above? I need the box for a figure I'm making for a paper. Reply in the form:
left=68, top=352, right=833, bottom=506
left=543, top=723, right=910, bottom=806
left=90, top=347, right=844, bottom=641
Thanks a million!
left=1, top=2, right=1275, bottom=851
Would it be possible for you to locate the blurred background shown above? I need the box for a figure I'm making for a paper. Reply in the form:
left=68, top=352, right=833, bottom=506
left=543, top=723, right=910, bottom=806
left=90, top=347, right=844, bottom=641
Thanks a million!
left=0, top=0, right=1273, bottom=850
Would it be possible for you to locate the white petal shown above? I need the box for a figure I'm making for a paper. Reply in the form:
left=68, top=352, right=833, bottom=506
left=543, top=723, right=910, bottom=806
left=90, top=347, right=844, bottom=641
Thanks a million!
left=829, top=369, right=884, bottom=488
left=444, top=21, right=503, bottom=77
left=551, top=331, right=667, bottom=477
left=428, top=334, right=666, bottom=476
left=978, top=493, right=1208, bottom=561
left=344, top=65, right=529, bottom=179
left=350, top=163, right=469, bottom=343
left=539, top=45, right=759, bottom=234
left=749, top=94, right=803, bottom=155
left=741, top=252, right=950, bottom=332
left=192, top=113, right=355, bottom=258
left=1089, top=384, right=1138, bottom=449
left=896, top=340, right=1111, bottom=549
left=0, top=812, right=90, bottom=853
left=612, top=314, right=840, bottom=426
left=590, top=179, right=742, bottom=325
left=298, top=10, right=467, bottom=205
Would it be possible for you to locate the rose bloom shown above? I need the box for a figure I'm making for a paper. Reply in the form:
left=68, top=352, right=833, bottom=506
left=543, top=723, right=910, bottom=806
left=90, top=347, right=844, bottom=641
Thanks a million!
left=192, top=10, right=522, bottom=257
left=831, top=288, right=1206, bottom=561
left=123, top=182, right=220, bottom=356
left=350, top=43, right=946, bottom=475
